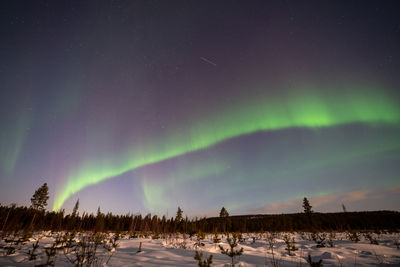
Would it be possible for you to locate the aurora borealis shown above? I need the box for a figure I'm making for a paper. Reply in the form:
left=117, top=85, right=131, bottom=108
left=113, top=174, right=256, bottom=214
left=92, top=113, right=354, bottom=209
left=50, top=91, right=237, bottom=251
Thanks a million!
left=53, top=87, right=400, bottom=211
left=1, top=1, right=400, bottom=216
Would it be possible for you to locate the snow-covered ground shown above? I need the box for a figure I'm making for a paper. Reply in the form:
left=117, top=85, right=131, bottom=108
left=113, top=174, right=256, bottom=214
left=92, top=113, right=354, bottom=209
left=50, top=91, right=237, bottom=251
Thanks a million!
left=1, top=231, right=399, bottom=266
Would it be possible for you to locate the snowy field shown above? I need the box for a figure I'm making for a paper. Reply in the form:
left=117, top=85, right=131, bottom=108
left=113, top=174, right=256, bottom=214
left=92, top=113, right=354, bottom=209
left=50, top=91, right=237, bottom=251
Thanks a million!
left=1, top=231, right=400, bottom=266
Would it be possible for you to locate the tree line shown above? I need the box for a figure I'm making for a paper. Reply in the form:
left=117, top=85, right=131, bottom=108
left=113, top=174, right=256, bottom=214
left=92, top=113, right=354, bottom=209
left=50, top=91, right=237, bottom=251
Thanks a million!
left=0, top=184, right=399, bottom=233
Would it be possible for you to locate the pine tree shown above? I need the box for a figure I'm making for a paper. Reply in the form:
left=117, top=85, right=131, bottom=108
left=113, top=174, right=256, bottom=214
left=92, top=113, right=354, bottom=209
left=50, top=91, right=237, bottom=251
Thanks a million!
left=72, top=199, right=79, bottom=217
left=176, top=207, right=183, bottom=223
left=219, top=207, right=230, bottom=232
left=213, top=232, right=221, bottom=249
left=219, top=207, right=229, bottom=217
left=30, top=183, right=49, bottom=211
left=194, top=250, right=213, bottom=267
left=302, top=197, right=313, bottom=214
left=95, top=206, right=105, bottom=232
left=341, top=203, right=347, bottom=213
left=69, top=199, right=80, bottom=231
left=29, top=183, right=49, bottom=230
left=219, top=233, right=244, bottom=267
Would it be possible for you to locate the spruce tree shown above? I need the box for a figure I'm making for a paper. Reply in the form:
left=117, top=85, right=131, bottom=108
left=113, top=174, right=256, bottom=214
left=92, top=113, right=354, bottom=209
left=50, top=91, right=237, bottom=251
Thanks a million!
left=30, top=183, right=49, bottom=211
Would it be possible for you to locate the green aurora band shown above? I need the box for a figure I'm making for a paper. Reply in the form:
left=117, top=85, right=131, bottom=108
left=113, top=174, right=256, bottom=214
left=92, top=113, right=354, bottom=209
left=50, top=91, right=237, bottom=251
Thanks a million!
left=53, top=87, right=400, bottom=211
left=0, top=108, right=32, bottom=176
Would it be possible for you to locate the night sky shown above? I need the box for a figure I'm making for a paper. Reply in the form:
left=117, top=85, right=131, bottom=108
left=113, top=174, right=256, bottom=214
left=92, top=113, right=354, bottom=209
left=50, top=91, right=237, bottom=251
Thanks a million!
left=1, top=1, right=400, bottom=217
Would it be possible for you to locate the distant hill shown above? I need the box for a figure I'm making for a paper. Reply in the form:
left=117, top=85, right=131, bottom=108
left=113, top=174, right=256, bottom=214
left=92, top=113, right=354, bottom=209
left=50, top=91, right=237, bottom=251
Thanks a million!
left=204, top=211, right=400, bottom=232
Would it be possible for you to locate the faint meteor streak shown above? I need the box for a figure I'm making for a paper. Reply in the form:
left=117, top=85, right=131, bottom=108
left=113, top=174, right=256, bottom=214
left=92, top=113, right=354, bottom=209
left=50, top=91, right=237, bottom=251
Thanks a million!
left=200, top=57, right=217, bottom=66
